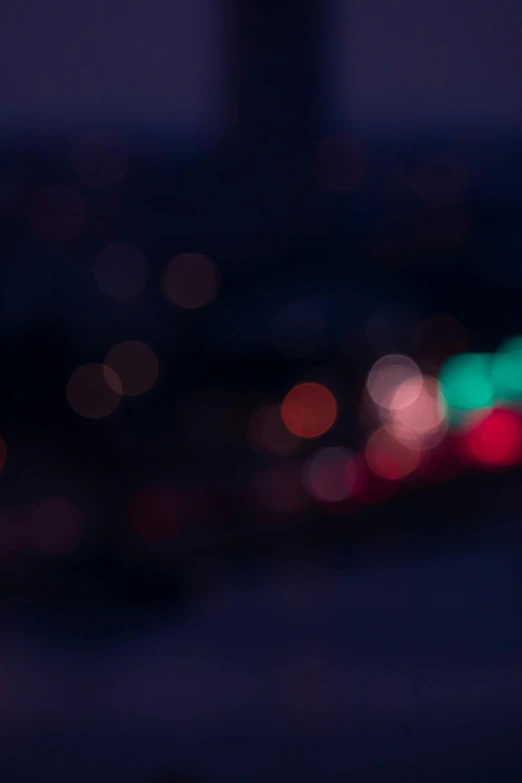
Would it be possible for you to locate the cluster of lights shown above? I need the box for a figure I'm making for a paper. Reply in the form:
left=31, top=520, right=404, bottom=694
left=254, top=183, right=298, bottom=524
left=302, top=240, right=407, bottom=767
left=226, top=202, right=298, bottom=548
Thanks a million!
left=269, top=336, right=522, bottom=514
left=67, top=341, right=159, bottom=419
left=67, top=250, right=220, bottom=420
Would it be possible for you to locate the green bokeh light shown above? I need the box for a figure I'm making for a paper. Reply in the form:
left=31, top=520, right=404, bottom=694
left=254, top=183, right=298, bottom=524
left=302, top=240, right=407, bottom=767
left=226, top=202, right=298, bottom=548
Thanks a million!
left=439, top=353, right=493, bottom=426
left=493, top=336, right=522, bottom=403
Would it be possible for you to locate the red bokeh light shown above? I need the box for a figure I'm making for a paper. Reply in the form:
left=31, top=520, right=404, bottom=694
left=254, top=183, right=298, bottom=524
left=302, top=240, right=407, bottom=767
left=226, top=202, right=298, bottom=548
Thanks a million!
left=281, top=383, right=337, bottom=439
left=365, top=426, right=421, bottom=480
left=458, top=409, right=522, bottom=470
left=351, top=456, right=397, bottom=505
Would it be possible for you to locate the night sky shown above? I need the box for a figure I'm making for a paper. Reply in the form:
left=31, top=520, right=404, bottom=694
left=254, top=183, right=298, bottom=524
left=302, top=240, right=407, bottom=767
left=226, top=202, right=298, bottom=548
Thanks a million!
left=1, top=0, right=521, bottom=133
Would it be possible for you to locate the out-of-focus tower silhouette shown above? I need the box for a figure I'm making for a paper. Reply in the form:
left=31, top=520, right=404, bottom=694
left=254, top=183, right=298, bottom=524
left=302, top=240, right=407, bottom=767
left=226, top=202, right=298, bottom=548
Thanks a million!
left=221, top=0, right=324, bottom=252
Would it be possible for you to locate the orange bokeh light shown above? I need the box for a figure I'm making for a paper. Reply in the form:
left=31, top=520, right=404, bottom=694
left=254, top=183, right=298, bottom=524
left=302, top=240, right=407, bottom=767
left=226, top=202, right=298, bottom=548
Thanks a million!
left=67, top=363, right=122, bottom=419
left=365, top=426, right=421, bottom=480
left=105, top=341, right=159, bottom=397
left=163, top=253, right=220, bottom=309
left=281, top=383, right=337, bottom=439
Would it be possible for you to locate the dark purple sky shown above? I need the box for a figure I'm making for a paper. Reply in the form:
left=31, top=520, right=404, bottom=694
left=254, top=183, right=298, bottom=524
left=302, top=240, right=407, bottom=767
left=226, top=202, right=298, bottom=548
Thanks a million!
left=0, top=0, right=224, bottom=133
left=332, top=0, right=522, bottom=129
left=1, top=0, right=521, bottom=133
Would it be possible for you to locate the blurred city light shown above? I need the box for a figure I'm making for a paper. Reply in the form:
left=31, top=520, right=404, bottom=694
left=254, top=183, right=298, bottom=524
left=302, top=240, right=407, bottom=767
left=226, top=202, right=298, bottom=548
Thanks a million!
left=492, top=336, right=522, bottom=403
left=389, top=376, right=447, bottom=449
left=365, top=425, right=421, bottom=480
left=366, top=354, right=422, bottom=412
left=281, top=383, right=337, bottom=439
left=302, top=446, right=358, bottom=503
left=105, top=340, right=159, bottom=397
left=163, top=253, right=220, bottom=309
left=457, top=409, right=522, bottom=470
left=439, top=353, right=493, bottom=426
left=67, top=363, right=122, bottom=419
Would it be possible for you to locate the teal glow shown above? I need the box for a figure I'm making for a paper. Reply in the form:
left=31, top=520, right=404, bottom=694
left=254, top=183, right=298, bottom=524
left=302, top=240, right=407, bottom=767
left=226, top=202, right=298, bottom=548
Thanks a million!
left=439, top=353, right=493, bottom=426
left=493, top=336, right=522, bottom=403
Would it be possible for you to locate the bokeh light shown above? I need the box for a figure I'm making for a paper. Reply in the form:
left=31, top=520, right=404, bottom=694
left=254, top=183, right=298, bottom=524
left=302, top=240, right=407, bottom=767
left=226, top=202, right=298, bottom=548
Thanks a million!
left=27, top=496, right=85, bottom=554
left=281, top=383, right=337, bottom=439
left=163, top=253, right=220, bottom=309
left=271, top=302, right=325, bottom=358
left=351, top=456, right=397, bottom=504
left=105, top=341, right=159, bottom=397
left=458, top=409, right=522, bottom=470
left=94, top=243, right=149, bottom=300
left=67, top=363, right=122, bottom=419
left=366, top=354, right=422, bottom=412
left=31, top=185, right=86, bottom=242
left=389, top=376, right=447, bottom=448
left=439, top=353, right=493, bottom=426
left=248, top=404, right=300, bottom=456
left=302, top=447, right=358, bottom=503
left=492, top=336, right=522, bottom=403
left=365, top=426, right=421, bottom=480
left=72, top=131, right=129, bottom=187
